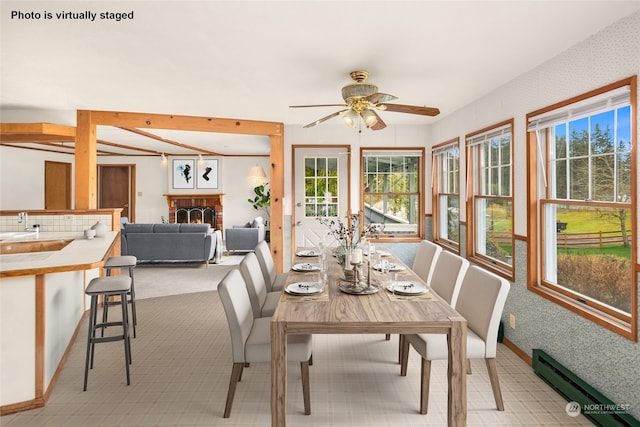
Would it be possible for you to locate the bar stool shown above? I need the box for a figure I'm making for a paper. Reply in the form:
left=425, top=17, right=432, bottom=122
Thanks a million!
left=102, top=255, right=137, bottom=337
left=84, top=275, right=132, bottom=391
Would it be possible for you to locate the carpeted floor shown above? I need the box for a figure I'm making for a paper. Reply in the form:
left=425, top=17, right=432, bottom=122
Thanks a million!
left=133, top=254, right=245, bottom=299
left=1, top=260, right=591, bottom=426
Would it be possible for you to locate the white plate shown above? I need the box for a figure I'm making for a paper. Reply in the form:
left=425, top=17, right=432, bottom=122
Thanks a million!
left=291, top=263, right=320, bottom=272
left=387, top=281, right=428, bottom=295
left=285, top=282, right=323, bottom=295
left=296, top=250, right=320, bottom=257
left=373, top=262, right=406, bottom=272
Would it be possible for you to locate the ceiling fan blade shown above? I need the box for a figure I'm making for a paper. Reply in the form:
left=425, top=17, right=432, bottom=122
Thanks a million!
left=303, top=109, right=349, bottom=128
left=290, top=104, right=347, bottom=108
left=379, top=103, right=440, bottom=116
left=367, top=92, right=397, bottom=104
left=369, top=110, right=387, bottom=131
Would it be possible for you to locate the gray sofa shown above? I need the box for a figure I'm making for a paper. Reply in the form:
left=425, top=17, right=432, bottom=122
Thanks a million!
left=121, top=223, right=217, bottom=264
left=224, top=216, right=265, bottom=254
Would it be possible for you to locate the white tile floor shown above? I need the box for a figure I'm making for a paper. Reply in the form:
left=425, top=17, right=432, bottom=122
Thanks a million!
left=2, top=290, right=592, bottom=426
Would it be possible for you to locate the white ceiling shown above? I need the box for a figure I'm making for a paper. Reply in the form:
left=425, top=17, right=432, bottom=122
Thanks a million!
left=2, top=1, right=639, bottom=156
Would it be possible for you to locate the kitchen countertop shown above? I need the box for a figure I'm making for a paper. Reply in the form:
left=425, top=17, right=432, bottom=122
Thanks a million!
left=0, top=231, right=119, bottom=277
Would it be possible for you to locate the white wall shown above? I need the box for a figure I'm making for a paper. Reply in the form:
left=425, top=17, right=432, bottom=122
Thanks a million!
left=0, top=146, right=270, bottom=231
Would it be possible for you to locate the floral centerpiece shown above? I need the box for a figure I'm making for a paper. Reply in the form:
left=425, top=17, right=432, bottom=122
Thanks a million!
left=317, top=211, right=385, bottom=267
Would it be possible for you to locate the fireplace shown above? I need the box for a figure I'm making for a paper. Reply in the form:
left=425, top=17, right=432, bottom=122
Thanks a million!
left=165, top=194, right=223, bottom=229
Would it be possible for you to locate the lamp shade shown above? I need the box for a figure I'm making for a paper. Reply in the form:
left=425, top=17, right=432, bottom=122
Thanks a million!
left=342, top=109, right=359, bottom=128
left=247, top=165, right=268, bottom=186
left=361, top=109, right=378, bottom=127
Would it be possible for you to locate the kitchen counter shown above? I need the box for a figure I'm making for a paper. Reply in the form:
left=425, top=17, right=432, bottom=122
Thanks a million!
left=0, top=231, right=119, bottom=278
left=0, top=230, right=120, bottom=413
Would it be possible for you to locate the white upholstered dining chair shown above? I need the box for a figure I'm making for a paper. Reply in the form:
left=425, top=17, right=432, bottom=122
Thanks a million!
left=254, top=240, right=287, bottom=292
left=238, top=252, right=281, bottom=318
left=398, top=250, right=469, bottom=363
left=412, top=240, right=443, bottom=283
left=217, top=269, right=312, bottom=417
left=400, top=265, right=510, bottom=414
left=427, top=250, right=469, bottom=308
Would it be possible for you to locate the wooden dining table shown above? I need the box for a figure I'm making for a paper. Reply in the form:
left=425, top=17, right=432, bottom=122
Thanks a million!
left=271, top=248, right=467, bottom=426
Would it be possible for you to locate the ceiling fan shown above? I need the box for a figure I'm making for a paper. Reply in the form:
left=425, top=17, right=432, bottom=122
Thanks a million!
left=290, top=70, right=440, bottom=131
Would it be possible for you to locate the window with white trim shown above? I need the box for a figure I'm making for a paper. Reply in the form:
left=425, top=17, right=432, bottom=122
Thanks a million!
left=466, top=121, right=514, bottom=277
left=527, top=77, right=636, bottom=339
left=362, top=149, right=423, bottom=239
left=433, top=139, right=460, bottom=250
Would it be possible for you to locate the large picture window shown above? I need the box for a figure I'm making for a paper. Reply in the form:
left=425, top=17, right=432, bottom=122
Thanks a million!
left=433, top=138, right=460, bottom=251
left=527, top=77, right=636, bottom=340
left=361, top=149, right=423, bottom=239
left=466, top=121, right=514, bottom=278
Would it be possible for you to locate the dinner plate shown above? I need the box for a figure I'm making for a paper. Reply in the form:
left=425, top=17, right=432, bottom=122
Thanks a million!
left=285, top=282, right=323, bottom=295
left=387, top=281, right=428, bottom=295
left=291, top=262, right=320, bottom=272
left=296, top=250, right=320, bottom=257
left=373, top=262, right=406, bottom=272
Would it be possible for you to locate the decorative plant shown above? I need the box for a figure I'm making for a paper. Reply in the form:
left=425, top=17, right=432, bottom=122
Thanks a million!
left=248, top=183, right=270, bottom=225
left=317, top=211, right=384, bottom=254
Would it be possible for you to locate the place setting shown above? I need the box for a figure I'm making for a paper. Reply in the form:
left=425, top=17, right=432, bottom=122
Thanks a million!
left=291, top=262, right=321, bottom=272
left=282, top=281, right=329, bottom=301
left=295, top=249, right=321, bottom=257
left=386, top=280, right=437, bottom=301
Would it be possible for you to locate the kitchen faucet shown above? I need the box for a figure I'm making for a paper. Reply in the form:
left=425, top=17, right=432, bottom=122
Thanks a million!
left=18, top=212, right=28, bottom=230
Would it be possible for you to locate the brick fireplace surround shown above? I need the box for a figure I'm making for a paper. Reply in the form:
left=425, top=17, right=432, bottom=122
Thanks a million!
left=165, top=194, right=223, bottom=230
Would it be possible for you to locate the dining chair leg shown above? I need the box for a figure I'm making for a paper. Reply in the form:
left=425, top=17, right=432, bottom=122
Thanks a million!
left=308, top=354, right=313, bottom=366
left=399, top=335, right=410, bottom=376
left=420, top=358, right=431, bottom=414
left=385, top=333, right=391, bottom=340
left=300, top=360, right=311, bottom=415
left=467, top=358, right=472, bottom=375
left=485, top=358, right=505, bottom=411
left=223, top=362, right=244, bottom=418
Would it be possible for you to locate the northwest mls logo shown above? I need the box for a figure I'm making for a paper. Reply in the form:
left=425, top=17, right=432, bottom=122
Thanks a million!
left=566, top=401, right=581, bottom=417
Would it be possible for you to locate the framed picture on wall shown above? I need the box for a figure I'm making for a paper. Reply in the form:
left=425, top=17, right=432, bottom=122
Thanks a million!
left=172, top=159, right=195, bottom=189
left=197, top=159, right=219, bottom=189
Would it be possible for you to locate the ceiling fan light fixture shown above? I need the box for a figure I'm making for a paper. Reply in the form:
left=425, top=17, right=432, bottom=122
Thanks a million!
left=361, top=109, right=378, bottom=128
left=342, top=109, right=359, bottom=128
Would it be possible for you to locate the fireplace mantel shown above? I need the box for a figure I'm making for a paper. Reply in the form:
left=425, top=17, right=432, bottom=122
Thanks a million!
left=164, top=194, right=224, bottom=229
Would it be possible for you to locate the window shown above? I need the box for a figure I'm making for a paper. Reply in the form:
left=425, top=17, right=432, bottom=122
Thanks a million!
left=361, top=149, right=424, bottom=239
left=304, top=156, right=339, bottom=217
left=527, top=77, right=636, bottom=340
left=433, top=138, right=460, bottom=250
left=466, top=120, right=514, bottom=277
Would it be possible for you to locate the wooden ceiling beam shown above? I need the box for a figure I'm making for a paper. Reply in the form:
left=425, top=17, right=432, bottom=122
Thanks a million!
left=89, top=110, right=282, bottom=136
left=0, top=123, right=76, bottom=142
left=118, top=126, right=223, bottom=156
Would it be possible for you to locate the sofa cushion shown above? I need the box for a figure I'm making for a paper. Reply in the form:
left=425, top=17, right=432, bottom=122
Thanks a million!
left=251, top=216, right=264, bottom=228
left=122, top=223, right=154, bottom=234
left=152, top=223, right=180, bottom=233
left=179, top=223, right=211, bottom=233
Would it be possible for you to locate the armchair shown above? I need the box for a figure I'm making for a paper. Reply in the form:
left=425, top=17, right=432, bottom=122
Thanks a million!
left=224, top=216, right=265, bottom=254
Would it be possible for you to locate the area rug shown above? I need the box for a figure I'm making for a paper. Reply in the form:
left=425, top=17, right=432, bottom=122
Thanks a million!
left=133, top=254, right=245, bottom=299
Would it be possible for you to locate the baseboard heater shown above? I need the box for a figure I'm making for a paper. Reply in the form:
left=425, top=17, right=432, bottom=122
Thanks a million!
left=532, top=349, right=639, bottom=427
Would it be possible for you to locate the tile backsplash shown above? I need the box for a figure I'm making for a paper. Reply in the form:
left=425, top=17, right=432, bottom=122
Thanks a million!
left=0, top=214, right=113, bottom=233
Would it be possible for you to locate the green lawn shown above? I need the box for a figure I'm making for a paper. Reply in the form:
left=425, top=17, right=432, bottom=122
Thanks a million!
left=556, top=208, right=631, bottom=233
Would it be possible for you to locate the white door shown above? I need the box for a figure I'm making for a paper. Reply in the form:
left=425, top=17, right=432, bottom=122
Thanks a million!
left=294, top=147, right=350, bottom=249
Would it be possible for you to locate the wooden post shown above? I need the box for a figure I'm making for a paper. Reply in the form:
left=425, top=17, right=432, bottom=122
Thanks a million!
left=75, top=111, right=98, bottom=209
